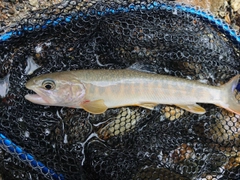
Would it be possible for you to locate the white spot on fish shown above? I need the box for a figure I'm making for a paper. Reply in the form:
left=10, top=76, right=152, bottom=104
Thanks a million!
left=0, top=74, right=10, bottom=98
left=25, top=56, right=40, bottom=75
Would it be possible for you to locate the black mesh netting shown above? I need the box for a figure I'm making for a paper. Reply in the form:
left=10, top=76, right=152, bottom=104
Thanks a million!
left=1, top=0, right=240, bottom=179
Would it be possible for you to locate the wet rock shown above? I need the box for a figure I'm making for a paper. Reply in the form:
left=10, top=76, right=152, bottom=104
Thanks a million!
left=231, top=0, right=240, bottom=12
left=176, top=0, right=225, bottom=15
left=29, top=0, right=39, bottom=8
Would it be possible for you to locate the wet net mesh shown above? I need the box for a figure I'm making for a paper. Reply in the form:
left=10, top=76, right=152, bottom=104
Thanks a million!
left=1, top=0, right=240, bottom=179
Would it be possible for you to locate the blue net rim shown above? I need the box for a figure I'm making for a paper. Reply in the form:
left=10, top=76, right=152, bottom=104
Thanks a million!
left=0, top=134, right=64, bottom=180
left=0, top=1, right=239, bottom=44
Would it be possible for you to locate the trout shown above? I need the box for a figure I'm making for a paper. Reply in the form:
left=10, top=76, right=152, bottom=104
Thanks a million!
left=25, top=69, right=240, bottom=115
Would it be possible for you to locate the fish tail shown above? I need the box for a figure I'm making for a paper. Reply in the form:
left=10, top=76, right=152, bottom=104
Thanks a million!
left=217, top=75, right=240, bottom=115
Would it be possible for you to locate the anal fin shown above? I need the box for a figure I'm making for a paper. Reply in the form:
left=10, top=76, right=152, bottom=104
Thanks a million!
left=175, top=104, right=206, bottom=114
left=138, top=103, right=158, bottom=110
left=81, top=99, right=108, bottom=114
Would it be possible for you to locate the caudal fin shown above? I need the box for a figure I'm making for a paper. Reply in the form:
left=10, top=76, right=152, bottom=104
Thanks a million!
left=217, top=75, right=240, bottom=115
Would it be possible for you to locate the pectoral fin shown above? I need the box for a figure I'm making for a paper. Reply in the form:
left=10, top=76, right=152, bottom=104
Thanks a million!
left=138, top=103, right=158, bottom=110
left=175, top=104, right=206, bottom=114
left=81, top=99, right=108, bottom=114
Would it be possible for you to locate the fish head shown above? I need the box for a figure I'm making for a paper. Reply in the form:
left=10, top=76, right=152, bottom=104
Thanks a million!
left=25, top=72, right=86, bottom=107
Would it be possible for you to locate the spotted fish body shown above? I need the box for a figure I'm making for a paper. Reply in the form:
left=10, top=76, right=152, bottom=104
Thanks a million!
left=25, top=69, right=240, bottom=115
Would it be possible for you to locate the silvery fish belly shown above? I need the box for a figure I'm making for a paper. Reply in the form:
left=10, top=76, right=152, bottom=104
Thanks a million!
left=25, top=69, right=240, bottom=115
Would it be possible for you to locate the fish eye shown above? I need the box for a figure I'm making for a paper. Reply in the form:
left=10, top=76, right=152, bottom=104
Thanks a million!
left=42, top=79, right=56, bottom=90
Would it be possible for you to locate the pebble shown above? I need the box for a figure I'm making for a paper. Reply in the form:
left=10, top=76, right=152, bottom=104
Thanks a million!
left=8, top=7, right=15, bottom=15
left=0, top=0, right=62, bottom=29
left=29, top=0, right=39, bottom=7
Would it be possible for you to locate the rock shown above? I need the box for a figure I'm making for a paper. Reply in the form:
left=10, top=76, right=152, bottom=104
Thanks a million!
left=235, top=13, right=240, bottom=27
left=176, top=0, right=225, bottom=15
left=29, top=0, right=38, bottom=7
left=8, top=7, right=15, bottom=15
left=231, top=0, right=240, bottom=12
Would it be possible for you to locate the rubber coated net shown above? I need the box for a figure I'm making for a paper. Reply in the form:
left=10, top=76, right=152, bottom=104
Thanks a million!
left=1, top=0, right=240, bottom=179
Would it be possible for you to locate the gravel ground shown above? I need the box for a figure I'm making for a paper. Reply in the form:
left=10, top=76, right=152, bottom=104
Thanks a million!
left=177, top=0, right=240, bottom=33
left=0, top=0, right=63, bottom=33
left=0, top=0, right=239, bottom=32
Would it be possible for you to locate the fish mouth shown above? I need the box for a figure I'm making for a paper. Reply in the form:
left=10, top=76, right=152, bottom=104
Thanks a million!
left=25, top=93, right=49, bottom=105
left=25, top=80, right=50, bottom=105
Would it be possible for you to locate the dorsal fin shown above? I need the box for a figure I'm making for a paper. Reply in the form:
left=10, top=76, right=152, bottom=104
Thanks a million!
left=127, top=63, right=157, bottom=74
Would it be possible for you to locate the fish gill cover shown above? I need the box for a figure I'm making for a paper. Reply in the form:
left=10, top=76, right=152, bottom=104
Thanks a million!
left=0, top=0, right=240, bottom=179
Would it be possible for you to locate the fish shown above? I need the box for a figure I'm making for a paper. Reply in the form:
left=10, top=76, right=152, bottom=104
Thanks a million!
left=25, top=69, right=240, bottom=115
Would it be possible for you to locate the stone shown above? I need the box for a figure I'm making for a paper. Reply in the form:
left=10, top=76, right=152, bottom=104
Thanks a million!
left=231, top=0, right=240, bottom=12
